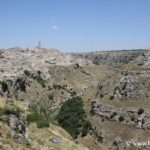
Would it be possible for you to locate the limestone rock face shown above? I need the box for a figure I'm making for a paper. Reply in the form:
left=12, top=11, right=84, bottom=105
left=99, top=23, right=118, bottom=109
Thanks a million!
left=9, top=115, right=28, bottom=143
left=114, top=71, right=150, bottom=99
left=72, top=50, right=145, bottom=66
left=90, top=102, right=150, bottom=130
left=96, top=70, right=150, bottom=100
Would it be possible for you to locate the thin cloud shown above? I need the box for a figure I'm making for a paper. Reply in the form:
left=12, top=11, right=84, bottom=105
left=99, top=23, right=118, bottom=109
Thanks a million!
left=52, top=25, right=59, bottom=30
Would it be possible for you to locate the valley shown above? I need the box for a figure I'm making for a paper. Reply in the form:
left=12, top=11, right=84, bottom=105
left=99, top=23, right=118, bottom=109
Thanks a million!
left=0, top=48, right=150, bottom=150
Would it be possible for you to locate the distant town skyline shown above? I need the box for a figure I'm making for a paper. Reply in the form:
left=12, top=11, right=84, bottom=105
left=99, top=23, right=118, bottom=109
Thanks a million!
left=0, top=0, right=150, bottom=52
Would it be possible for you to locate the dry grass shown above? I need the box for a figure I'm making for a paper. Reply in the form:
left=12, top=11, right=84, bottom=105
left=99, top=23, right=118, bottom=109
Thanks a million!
left=28, top=123, right=89, bottom=150
left=0, top=96, right=5, bottom=108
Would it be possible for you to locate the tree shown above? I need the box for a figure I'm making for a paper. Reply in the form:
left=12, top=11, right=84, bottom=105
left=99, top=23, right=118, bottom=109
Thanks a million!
left=1, top=81, right=8, bottom=92
left=57, top=96, right=91, bottom=138
left=138, top=108, right=144, bottom=115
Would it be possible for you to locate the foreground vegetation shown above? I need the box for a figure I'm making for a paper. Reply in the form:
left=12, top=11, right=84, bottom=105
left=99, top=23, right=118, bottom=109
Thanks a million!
left=57, top=96, right=91, bottom=139
left=27, top=112, right=49, bottom=128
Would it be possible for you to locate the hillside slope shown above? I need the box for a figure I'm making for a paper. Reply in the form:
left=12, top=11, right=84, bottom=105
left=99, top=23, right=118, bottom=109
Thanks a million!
left=0, top=48, right=150, bottom=150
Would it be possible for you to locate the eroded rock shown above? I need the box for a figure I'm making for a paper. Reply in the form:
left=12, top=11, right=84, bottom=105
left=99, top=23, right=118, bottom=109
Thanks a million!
left=9, top=115, right=28, bottom=143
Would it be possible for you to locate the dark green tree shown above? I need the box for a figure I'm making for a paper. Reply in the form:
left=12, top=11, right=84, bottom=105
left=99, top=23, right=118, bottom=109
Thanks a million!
left=57, top=96, right=91, bottom=138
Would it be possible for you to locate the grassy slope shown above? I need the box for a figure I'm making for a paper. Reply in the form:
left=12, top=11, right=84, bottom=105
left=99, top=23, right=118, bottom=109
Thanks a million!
left=0, top=99, right=89, bottom=150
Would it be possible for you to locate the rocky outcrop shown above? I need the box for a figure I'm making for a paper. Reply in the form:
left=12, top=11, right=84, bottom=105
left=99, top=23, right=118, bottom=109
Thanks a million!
left=114, top=70, right=150, bottom=99
left=72, top=50, right=146, bottom=67
left=91, top=102, right=150, bottom=130
left=9, top=115, right=28, bottom=143
left=114, top=75, right=143, bottom=99
left=96, top=70, right=150, bottom=100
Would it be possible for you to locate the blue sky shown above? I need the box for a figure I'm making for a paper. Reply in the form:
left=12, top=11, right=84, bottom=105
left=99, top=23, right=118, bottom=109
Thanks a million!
left=0, top=0, right=150, bottom=52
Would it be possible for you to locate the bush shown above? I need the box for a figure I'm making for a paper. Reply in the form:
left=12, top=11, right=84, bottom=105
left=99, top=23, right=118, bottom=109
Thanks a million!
left=6, top=79, right=13, bottom=85
left=2, top=107, right=21, bottom=118
left=37, top=70, right=41, bottom=75
left=48, top=95, right=53, bottom=101
left=75, top=63, right=80, bottom=69
left=70, top=91, right=77, bottom=97
left=110, top=112, right=117, bottom=119
left=57, top=96, right=91, bottom=138
left=53, top=84, right=63, bottom=90
left=27, top=112, right=49, bottom=128
left=109, top=95, right=114, bottom=100
left=138, top=108, right=144, bottom=115
left=0, top=81, right=8, bottom=92
left=36, top=75, right=46, bottom=87
left=119, top=116, right=124, bottom=122
left=131, top=115, right=135, bottom=121
left=27, top=112, right=40, bottom=123
left=53, top=84, right=69, bottom=91
left=36, top=119, right=49, bottom=128
left=15, top=78, right=26, bottom=92
left=81, top=121, right=92, bottom=137
left=24, top=70, right=30, bottom=76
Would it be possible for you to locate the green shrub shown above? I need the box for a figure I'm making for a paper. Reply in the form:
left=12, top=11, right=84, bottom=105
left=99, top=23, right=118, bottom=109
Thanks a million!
left=75, top=63, right=80, bottom=68
left=53, top=84, right=62, bottom=90
left=37, top=70, right=41, bottom=75
left=36, top=119, right=49, bottom=128
left=53, top=84, right=68, bottom=91
left=0, top=81, right=8, bottom=92
left=15, top=78, right=26, bottom=92
left=138, top=108, right=144, bottom=115
left=81, top=121, right=92, bottom=137
left=57, top=96, right=91, bottom=138
left=24, top=70, right=30, bottom=76
left=27, top=112, right=49, bottom=128
left=27, top=112, right=40, bottom=123
left=119, top=116, right=124, bottom=122
left=61, top=91, right=64, bottom=94
left=109, top=95, right=114, bottom=100
left=97, top=136, right=103, bottom=143
left=2, top=107, right=21, bottom=118
left=36, top=75, right=46, bottom=87
left=48, top=95, right=53, bottom=101
left=70, top=91, right=77, bottom=97
left=110, top=112, right=117, bottom=119
left=6, top=79, right=13, bottom=85
left=131, top=115, right=135, bottom=121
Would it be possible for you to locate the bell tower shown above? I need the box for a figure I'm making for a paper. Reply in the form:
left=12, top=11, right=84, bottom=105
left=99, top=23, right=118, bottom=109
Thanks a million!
left=37, top=41, right=41, bottom=49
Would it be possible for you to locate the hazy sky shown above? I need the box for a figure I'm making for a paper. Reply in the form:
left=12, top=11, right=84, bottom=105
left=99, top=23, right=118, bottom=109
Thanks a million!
left=0, top=0, right=150, bottom=52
